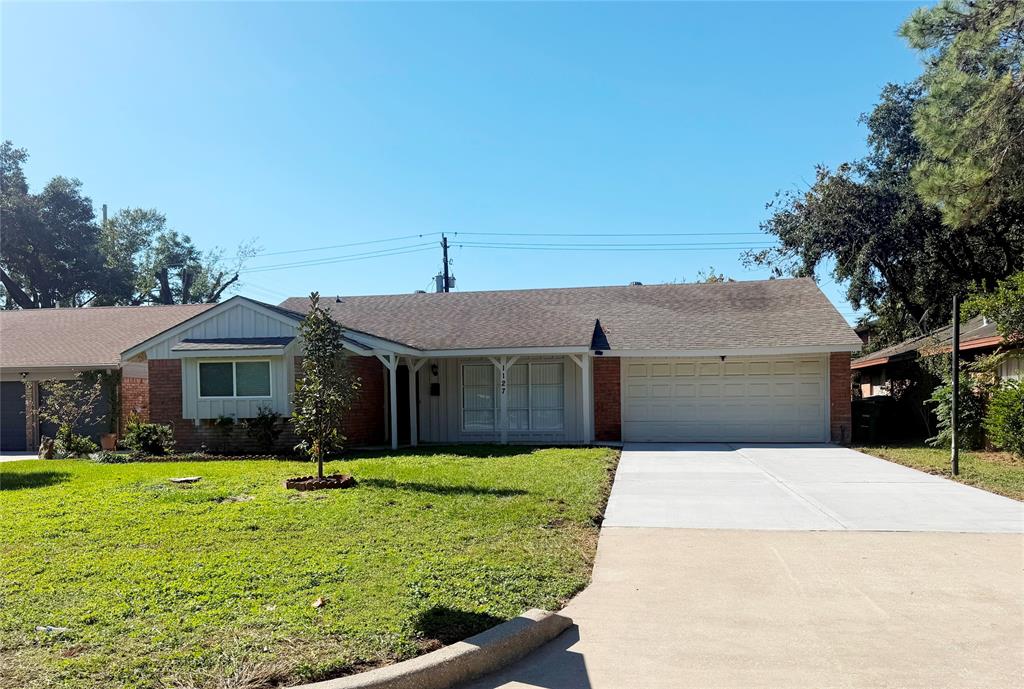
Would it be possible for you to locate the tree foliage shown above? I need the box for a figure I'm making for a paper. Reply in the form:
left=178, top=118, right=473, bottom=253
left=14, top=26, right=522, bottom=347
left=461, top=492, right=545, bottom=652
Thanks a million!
left=901, top=0, right=1024, bottom=227
left=37, top=374, right=105, bottom=456
left=746, top=83, right=1024, bottom=347
left=291, top=293, right=360, bottom=478
left=962, top=270, right=1024, bottom=343
left=1, top=141, right=253, bottom=308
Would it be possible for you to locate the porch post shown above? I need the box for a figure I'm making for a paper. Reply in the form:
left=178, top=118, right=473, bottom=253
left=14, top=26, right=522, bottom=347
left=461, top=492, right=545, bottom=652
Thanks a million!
left=375, top=353, right=399, bottom=450
left=570, top=354, right=592, bottom=444
left=581, top=354, right=592, bottom=444
left=488, top=356, right=519, bottom=445
left=406, top=358, right=427, bottom=447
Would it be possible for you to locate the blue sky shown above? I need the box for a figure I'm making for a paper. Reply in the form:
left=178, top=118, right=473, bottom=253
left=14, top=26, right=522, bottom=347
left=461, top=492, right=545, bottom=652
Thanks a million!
left=2, top=2, right=923, bottom=321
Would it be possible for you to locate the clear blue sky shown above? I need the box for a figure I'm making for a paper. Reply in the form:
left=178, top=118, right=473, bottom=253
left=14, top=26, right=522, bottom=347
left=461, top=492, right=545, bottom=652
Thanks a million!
left=2, top=1, right=923, bottom=321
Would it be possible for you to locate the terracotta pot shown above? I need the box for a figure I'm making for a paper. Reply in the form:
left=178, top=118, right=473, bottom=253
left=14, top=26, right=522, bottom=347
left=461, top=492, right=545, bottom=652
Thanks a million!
left=100, top=433, right=118, bottom=451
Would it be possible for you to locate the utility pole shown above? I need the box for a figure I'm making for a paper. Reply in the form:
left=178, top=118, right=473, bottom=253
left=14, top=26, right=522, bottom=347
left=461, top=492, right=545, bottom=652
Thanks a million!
left=102, top=204, right=108, bottom=227
left=951, top=293, right=960, bottom=476
left=441, top=234, right=451, bottom=293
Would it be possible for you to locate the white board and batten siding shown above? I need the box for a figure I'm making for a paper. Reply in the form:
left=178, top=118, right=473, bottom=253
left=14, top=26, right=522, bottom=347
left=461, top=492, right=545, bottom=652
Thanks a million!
left=621, top=355, right=829, bottom=443
left=139, top=301, right=300, bottom=422
left=416, top=356, right=586, bottom=444
left=997, top=350, right=1023, bottom=381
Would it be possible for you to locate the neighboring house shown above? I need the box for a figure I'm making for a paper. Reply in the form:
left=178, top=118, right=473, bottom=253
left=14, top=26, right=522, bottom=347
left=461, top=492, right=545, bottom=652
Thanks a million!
left=851, top=315, right=1023, bottom=398
left=0, top=278, right=863, bottom=451
left=0, top=303, right=214, bottom=451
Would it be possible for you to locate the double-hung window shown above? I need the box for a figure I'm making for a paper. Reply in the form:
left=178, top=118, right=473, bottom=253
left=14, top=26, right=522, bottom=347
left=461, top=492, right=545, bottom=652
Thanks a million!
left=199, top=360, right=272, bottom=398
left=461, top=361, right=564, bottom=431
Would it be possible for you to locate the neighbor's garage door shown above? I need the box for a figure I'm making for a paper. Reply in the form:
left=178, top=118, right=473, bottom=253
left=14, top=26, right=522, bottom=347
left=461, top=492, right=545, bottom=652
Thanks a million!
left=1, top=381, right=27, bottom=451
left=621, top=355, right=828, bottom=443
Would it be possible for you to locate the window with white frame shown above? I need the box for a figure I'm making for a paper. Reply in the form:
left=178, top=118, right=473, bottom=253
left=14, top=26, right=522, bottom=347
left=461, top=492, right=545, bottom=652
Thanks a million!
left=462, top=364, right=495, bottom=430
left=461, top=361, right=564, bottom=432
left=199, top=360, right=272, bottom=398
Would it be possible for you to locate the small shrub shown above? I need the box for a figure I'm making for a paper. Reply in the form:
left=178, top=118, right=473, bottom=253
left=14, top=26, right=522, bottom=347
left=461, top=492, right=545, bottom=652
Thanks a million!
left=984, top=380, right=1024, bottom=458
left=54, top=430, right=99, bottom=458
left=123, top=416, right=176, bottom=456
left=90, top=450, right=131, bottom=464
left=927, top=374, right=986, bottom=450
left=243, top=406, right=283, bottom=453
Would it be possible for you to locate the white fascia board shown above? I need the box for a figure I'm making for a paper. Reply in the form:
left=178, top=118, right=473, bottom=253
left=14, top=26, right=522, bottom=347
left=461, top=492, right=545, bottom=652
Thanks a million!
left=170, top=347, right=287, bottom=359
left=608, top=344, right=862, bottom=358
left=340, top=329, right=421, bottom=356
left=121, top=296, right=300, bottom=360
left=421, top=345, right=591, bottom=358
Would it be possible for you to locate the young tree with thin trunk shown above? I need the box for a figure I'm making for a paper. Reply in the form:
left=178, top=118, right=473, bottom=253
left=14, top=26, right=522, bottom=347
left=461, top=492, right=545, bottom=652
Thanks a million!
left=291, top=292, right=359, bottom=478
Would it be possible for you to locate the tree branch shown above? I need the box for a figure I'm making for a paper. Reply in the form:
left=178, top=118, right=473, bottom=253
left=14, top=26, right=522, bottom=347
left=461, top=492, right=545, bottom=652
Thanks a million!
left=0, top=266, right=37, bottom=308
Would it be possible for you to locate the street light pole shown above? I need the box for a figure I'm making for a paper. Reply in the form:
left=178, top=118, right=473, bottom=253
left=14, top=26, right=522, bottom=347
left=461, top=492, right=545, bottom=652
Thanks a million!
left=951, top=293, right=960, bottom=476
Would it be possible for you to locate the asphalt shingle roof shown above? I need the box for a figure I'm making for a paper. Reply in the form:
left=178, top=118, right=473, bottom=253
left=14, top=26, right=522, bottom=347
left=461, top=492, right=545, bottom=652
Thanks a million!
left=852, top=315, right=1000, bottom=367
left=0, top=303, right=215, bottom=369
left=280, top=278, right=861, bottom=352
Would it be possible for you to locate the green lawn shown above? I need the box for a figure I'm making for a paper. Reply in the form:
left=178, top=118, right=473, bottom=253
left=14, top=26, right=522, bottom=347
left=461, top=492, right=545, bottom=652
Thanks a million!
left=0, top=446, right=618, bottom=689
left=857, top=445, right=1024, bottom=500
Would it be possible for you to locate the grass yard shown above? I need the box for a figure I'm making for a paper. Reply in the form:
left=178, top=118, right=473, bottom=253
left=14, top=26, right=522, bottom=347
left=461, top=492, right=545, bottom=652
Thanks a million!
left=857, top=445, right=1024, bottom=501
left=0, top=446, right=618, bottom=689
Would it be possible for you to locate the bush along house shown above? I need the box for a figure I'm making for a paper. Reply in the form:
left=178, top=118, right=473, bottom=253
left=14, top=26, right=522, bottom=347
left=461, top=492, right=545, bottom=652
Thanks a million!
left=1, top=278, right=864, bottom=453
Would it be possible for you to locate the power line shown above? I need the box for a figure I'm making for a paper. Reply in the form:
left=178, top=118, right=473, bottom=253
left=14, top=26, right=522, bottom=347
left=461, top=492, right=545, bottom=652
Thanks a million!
left=242, top=243, right=437, bottom=274
left=453, top=231, right=769, bottom=238
left=254, top=232, right=442, bottom=258
left=456, top=242, right=776, bottom=252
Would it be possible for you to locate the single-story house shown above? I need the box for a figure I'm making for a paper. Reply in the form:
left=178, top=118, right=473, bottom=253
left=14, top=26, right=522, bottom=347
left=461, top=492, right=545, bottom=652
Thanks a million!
left=0, top=303, right=216, bottom=451
left=852, top=315, right=1023, bottom=398
left=1, top=278, right=862, bottom=452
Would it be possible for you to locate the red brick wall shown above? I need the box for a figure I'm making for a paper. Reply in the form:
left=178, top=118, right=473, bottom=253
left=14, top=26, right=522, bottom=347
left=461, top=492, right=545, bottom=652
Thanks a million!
left=146, top=355, right=386, bottom=453
left=342, top=356, right=387, bottom=446
left=120, top=376, right=150, bottom=431
left=830, top=352, right=852, bottom=444
left=593, top=356, right=621, bottom=442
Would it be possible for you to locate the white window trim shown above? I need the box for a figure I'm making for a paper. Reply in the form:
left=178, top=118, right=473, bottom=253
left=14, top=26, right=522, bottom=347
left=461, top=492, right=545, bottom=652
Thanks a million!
left=198, top=359, right=273, bottom=400
left=459, top=361, right=565, bottom=433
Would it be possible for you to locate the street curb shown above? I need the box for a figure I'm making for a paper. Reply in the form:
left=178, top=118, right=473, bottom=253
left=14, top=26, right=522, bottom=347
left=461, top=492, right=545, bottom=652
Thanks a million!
left=290, top=608, right=572, bottom=689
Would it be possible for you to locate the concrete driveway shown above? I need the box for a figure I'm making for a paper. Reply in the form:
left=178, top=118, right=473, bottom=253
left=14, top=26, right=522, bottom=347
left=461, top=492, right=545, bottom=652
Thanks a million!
left=604, top=443, right=1024, bottom=532
left=462, top=444, right=1024, bottom=689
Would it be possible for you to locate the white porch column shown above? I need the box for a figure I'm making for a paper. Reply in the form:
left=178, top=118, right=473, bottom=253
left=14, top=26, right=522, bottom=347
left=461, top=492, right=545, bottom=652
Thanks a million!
left=405, top=358, right=427, bottom=447
left=376, top=353, right=399, bottom=450
left=570, top=354, right=593, bottom=444
left=581, top=354, right=593, bottom=444
left=488, top=356, right=518, bottom=444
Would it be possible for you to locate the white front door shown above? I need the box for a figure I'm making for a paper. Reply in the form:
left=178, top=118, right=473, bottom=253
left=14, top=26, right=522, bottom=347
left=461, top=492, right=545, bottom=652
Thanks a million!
left=621, top=355, right=828, bottom=442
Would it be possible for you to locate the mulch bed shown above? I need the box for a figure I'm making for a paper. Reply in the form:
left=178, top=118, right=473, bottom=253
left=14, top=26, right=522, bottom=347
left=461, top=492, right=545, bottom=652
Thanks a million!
left=284, top=474, right=357, bottom=491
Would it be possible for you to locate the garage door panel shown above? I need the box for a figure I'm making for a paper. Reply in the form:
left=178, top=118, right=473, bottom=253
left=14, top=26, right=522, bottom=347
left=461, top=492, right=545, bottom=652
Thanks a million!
left=621, top=356, right=827, bottom=443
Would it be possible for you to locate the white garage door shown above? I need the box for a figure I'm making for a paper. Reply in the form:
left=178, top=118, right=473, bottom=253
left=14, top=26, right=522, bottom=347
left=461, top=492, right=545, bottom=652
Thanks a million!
left=621, top=355, right=828, bottom=442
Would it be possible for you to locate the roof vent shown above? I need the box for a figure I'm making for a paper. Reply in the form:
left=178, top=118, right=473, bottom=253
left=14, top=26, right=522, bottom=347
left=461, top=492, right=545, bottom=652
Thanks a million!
left=629, top=281, right=643, bottom=286
left=335, top=296, right=343, bottom=303
left=414, top=290, right=426, bottom=294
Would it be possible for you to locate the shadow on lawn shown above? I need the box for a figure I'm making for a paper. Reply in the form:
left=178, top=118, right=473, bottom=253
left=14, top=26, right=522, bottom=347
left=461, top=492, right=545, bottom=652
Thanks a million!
left=359, top=477, right=528, bottom=497
left=342, top=445, right=552, bottom=461
left=414, top=606, right=507, bottom=645
left=0, top=470, right=70, bottom=490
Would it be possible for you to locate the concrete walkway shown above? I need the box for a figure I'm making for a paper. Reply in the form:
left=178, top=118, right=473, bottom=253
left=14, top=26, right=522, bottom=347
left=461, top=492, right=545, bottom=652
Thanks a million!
left=462, top=444, right=1024, bottom=689
left=0, top=451, right=37, bottom=463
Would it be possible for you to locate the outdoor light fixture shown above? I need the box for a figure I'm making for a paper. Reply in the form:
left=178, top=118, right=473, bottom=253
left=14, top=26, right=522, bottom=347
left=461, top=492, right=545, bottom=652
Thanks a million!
left=431, top=364, right=439, bottom=376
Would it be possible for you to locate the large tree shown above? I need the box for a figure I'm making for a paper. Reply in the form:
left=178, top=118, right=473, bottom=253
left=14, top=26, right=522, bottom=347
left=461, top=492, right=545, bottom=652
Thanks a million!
left=0, top=142, right=105, bottom=308
left=96, top=208, right=254, bottom=305
left=746, top=83, right=1023, bottom=347
left=901, top=0, right=1024, bottom=228
left=1, top=141, right=252, bottom=308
